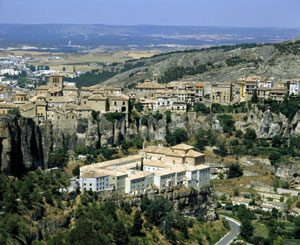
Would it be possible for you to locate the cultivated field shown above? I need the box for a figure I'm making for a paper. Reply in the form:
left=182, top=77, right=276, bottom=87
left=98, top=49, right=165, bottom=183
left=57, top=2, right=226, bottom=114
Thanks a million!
left=0, top=50, right=160, bottom=72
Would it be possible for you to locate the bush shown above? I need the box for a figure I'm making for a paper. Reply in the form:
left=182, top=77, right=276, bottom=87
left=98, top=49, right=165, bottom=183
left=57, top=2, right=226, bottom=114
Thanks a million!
left=165, top=110, right=171, bottom=124
left=217, top=114, right=235, bottom=134
left=153, top=111, right=163, bottom=121
left=227, top=163, right=243, bottom=178
left=72, top=165, right=80, bottom=177
left=134, top=101, right=143, bottom=112
left=269, top=151, right=281, bottom=166
left=166, top=128, right=189, bottom=146
left=141, top=115, right=150, bottom=126
left=104, top=112, right=125, bottom=123
left=194, top=103, right=210, bottom=114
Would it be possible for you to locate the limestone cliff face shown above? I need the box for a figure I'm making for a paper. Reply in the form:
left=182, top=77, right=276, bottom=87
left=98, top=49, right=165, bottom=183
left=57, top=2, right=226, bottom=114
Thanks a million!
left=0, top=112, right=221, bottom=175
left=4, top=106, right=300, bottom=176
left=0, top=115, right=52, bottom=175
left=237, top=106, right=300, bottom=138
left=98, top=186, right=217, bottom=221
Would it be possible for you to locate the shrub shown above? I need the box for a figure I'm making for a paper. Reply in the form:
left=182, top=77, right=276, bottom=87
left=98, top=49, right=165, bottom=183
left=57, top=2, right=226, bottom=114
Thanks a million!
left=166, top=128, right=189, bottom=146
left=104, top=112, right=125, bottom=123
left=153, top=111, right=163, bottom=121
left=194, top=103, right=210, bottom=114
left=227, top=163, right=243, bottom=178
left=217, top=114, right=235, bottom=134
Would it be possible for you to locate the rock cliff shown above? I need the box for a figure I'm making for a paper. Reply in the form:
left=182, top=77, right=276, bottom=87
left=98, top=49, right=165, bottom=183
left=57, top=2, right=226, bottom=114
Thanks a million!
left=98, top=186, right=217, bottom=221
left=2, top=105, right=300, bottom=176
left=236, top=106, right=300, bottom=138
left=0, top=115, right=51, bottom=176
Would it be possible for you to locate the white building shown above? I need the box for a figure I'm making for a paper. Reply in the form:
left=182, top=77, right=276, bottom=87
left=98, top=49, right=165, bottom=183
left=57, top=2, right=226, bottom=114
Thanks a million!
left=79, top=144, right=210, bottom=194
left=125, top=171, right=154, bottom=193
left=80, top=169, right=111, bottom=192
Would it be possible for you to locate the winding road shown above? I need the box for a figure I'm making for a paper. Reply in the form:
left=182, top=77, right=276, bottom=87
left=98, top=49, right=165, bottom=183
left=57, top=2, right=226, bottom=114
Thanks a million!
left=216, top=216, right=241, bottom=245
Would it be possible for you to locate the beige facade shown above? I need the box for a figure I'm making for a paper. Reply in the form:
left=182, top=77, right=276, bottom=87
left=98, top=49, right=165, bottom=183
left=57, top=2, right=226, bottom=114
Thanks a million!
left=135, top=80, right=165, bottom=99
left=211, top=81, right=232, bottom=104
left=109, top=173, right=128, bottom=193
left=75, top=105, right=93, bottom=119
left=49, top=74, right=64, bottom=88
left=15, top=91, right=27, bottom=104
left=36, top=102, right=47, bottom=118
left=140, top=144, right=205, bottom=166
left=86, top=95, right=108, bottom=112
left=0, top=104, right=17, bottom=114
left=108, top=94, right=129, bottom=113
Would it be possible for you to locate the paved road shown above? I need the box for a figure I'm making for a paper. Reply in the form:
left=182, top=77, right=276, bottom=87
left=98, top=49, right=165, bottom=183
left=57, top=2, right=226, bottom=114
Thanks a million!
left=216, top=216, right=240, bottom=245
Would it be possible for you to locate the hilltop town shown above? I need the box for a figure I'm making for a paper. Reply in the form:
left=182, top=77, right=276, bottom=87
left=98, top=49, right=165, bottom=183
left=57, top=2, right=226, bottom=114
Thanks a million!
left=1, top=59, right=300, bottom=121
left=1, top=41, right=300, bottom=245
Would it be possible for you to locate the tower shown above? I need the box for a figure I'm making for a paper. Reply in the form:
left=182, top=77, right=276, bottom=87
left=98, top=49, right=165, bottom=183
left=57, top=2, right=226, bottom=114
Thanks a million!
left=49, top=74, right=64, bottom=88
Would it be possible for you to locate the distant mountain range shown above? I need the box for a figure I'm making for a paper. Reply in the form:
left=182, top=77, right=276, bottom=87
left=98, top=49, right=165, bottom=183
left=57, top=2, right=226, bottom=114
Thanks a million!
left=0, top=24, right=300, bottom=51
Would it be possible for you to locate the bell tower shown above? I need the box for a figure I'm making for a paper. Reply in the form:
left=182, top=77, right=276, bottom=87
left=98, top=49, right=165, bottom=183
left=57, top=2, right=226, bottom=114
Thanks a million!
left=49, top=74, right=64, bottom=88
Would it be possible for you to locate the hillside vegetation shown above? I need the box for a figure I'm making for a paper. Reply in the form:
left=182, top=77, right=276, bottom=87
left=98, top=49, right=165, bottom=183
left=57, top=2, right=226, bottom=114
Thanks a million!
left=66, top=39, right=300, bottom=88
left=0, top=170, right=228, bottom=244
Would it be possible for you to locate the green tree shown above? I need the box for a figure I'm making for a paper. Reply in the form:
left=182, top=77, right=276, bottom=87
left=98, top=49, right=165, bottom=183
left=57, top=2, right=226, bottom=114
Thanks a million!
left=272, top=135, right=283, bottom=148
left=134, top=102, right=143, bottom=112
left=269, top=151, right=281, bottom=166
left=217, top=114, right=235, bottom=134
left=194, top=129, right=209, bottom=151
left=193, top=103, right=210, bottom=114
left=131, top=210, right=144, bottom=236
left=240, top=218, right=254, bottom=240
left=251, top=89, right=259, bottom=103
left=112, top=220, right=129, bottom=245
left=235, top=129, right=243, bottom=138
left=227, top=163, right=243, bottom=178
left=165, top=110, right=171, bottom=124
left=72, top=165, right=80, bottom=177
left=91, top=110, right=100, bottom=123
left=286, top=197, right=293, bottom=209
left=244, top=128, right=257, bottom=142
left=166, top=128, right=188, bottom=146
left=214, top=140, right=228, bottom=157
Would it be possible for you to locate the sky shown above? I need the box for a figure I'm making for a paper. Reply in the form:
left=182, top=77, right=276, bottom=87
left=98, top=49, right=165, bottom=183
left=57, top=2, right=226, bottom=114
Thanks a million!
left=0, top=0, right=300, bottom=28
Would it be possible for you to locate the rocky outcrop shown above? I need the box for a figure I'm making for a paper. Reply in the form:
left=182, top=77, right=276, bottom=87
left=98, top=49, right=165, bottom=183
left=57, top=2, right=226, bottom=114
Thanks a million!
left=98, top=186, right=217, bottom=221
left=3, top=103, right=300, bottom=176
left=0, top=115, right=52, bottom=176
left=237, top=106, right=300, bottom=138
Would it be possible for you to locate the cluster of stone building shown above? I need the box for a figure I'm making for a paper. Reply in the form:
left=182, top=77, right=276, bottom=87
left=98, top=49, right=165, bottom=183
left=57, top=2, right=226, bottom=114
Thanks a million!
left=80, top=144, right=210, bottom=194
left=0, top=74, right=129, bottom=122
left=1, top=73, right=300, bottom=119
left=133, top=75, right=300, bottom=110
left=134, top=78, right=204, bottom=112
left=232, top=196, right=300, bottom=216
